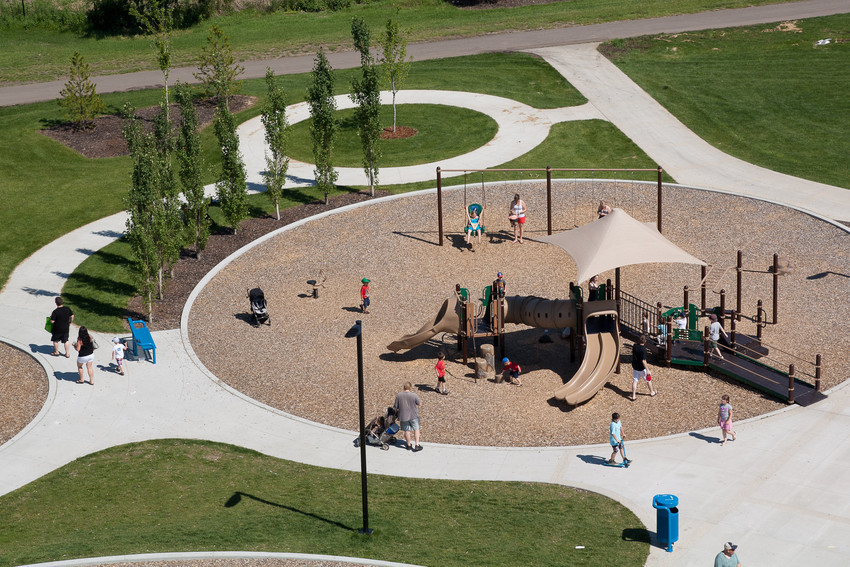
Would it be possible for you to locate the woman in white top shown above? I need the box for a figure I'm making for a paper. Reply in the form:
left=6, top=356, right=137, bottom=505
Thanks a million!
left=509, top=194, right=527, bottom=243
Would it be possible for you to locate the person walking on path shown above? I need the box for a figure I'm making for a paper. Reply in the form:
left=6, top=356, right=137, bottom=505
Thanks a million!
left=714, top=542, right=742, bottom=567
left=608, top=412, right=630, bottom=465
left=631, top=334, right=657, bottom=400
left=74, top=326, right=95, bottom=385
left=112, top=337, right=127, bottom=376
left=718, top=394, right=737, bottom=445
left=434, top=352, right=448, bottom=395
left=708, top=313, right=728, bottom=359
left=359, top=278, right=371, bottom=314
left=393, top=381, right=423, bottom=452
left=49, top=296, right=74, bottom=358
left=508, top=193, right=527, bottom=243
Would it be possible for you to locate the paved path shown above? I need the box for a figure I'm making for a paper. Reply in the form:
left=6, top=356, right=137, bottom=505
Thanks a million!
left=1, top=0, right=848, bottom=107
left=530, top=43, right=850, bottom=222
left=2, top=2, right=850, bottom=566
left=238, top=90, right=603, bottom=187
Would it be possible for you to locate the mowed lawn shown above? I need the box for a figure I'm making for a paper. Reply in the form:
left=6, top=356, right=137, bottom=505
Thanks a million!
left=0, top=440, right=650, bottom=567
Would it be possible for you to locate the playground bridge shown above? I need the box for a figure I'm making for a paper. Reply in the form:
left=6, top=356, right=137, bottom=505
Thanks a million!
left=617, top=289, right=825, bottom=407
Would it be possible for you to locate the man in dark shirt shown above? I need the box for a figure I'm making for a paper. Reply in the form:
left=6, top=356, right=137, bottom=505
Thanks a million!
left=50, top=296, right=74, bottom=357
left=631, top=334, right=656, bottom=401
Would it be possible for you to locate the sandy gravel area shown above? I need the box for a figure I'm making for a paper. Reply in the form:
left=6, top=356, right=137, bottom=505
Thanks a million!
left=188, top=181, right=850, bottom=447
left=0, top=342, right=48, bottom=446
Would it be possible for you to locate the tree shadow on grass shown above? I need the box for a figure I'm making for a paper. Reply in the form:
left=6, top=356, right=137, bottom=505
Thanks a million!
left=224, top=491, right=355, bottom=532
left=66, top=272, right=135, bottom=297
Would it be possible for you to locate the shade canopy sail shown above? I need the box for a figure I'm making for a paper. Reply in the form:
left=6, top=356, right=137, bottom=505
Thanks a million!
left=539, top=208, right=706, bottom=284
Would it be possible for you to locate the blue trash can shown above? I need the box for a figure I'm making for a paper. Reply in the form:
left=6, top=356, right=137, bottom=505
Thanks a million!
left=652, top=494, right=679, bottom=552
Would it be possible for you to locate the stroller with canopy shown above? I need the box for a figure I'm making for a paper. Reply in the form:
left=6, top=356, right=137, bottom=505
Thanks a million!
left=353, top=406, right=399, bottom=450
left=247, top=287, right=270, bottom=327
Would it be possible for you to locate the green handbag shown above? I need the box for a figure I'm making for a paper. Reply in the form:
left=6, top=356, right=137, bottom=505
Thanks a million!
left=45, top=316, right=53, bottom=333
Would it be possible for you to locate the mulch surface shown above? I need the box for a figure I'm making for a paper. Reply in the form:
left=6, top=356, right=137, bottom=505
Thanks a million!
left=128, top=190, right=392, bottom=331
left=40, top=95, right=257, bottom=159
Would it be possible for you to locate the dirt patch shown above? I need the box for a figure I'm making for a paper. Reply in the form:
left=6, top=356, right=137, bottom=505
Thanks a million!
left=381, top=125, right=417, bottom=140
left=40, top=95, right=257, bottom=159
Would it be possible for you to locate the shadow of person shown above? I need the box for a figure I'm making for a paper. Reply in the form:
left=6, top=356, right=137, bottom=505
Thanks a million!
left=689, top=431, right=722, bottom=444
left=576, top=454, right=610, bottom=466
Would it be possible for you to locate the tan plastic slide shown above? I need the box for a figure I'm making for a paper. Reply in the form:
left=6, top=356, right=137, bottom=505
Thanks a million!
left=386, top=294, right=461, bottom=352
left=553, top=301, right=621, bottom=405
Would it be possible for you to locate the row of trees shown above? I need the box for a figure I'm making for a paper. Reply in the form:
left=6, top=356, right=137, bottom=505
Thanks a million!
left=307, top=13, right=411, bottom=200
left=58, top=0, right=410, bottom=319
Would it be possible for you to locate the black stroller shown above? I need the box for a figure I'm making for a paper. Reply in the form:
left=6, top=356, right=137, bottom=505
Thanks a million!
left=354, top=407, right=399, bottom=450
left=247, top=287, right=270, bottom=327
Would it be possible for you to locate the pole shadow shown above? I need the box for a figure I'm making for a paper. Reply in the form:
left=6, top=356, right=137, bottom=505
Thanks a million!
left=223, top=491, right=355, bottom=532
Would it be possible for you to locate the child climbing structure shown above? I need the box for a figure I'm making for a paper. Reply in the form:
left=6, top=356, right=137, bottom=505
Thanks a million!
left=387, top=283, right=621, bottom=407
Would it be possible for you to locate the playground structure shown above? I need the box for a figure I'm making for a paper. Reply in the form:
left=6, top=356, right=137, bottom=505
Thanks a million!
left=614, top=248, right=825, bottom=406
left=388, top=183, right=828, bottom=409
left=388, top=278, right=622, bottom=407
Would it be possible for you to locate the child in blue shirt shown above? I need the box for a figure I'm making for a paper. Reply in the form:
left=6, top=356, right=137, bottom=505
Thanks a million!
left=608, top=413, right=631, bottom=465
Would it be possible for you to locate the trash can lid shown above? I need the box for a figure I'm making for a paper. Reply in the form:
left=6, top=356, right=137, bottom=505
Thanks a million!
left=653, top=494, right=679, bottom=508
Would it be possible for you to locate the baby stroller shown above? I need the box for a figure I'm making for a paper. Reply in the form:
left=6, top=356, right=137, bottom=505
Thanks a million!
left=354, top=407, right=399, bottom=450
left=247, top=287, right=270, bottom=327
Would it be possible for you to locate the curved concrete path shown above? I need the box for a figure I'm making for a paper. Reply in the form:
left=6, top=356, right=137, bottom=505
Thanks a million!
left=237, top=90, right=603, bottom=187
left=3, top=2, right=850, bottom=566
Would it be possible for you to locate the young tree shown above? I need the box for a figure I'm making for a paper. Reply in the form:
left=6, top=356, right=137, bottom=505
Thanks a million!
left=122, top=104, right=160, bottom=320
left=57, top=51, right=105, bottom=130
left=174, top=82, right=211, bottom=256
left=261, top=68, right=289, bottom=221
left=150, top=101, right=184, bottom=287
left=350, top=16, right=382, bottom=196
left=379, top=11, right=411, bottom=132
left=214, top=96, right=249, bottom=232
left=130, top=0, right=173, bottom=112
left=194, top=24, right=244, bottom=108
left=306, top=49, right=338, bottom=205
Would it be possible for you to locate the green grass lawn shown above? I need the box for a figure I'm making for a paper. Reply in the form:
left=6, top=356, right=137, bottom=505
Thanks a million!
left=0, top=52, right=580, bottom=296
left=0, top=0, right=798, bottom=85
left=602, top=14, right=850, bottom=189
left=0, top=439, right=650, bottom=567
left=285, top=104, right=499, bottom=167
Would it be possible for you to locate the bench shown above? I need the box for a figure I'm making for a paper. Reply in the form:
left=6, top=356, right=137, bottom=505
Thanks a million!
left=128, top=317, right=156, bottom=364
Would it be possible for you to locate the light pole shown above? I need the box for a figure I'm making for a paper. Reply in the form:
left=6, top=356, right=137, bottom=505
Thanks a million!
left=345, top=320, right=372, bottom=535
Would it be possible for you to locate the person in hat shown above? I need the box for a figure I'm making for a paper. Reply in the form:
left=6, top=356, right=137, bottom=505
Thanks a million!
left=714, top=542, right=741, bottom=567
left=494, top=272, right=506, bottom=298
left=501, top=356, right=522, bottom=386
left=708, top=313, right=728, bottom=359
left=111, top=337, right=127, bottom=376
left=360, top=278, right=371, bottom=314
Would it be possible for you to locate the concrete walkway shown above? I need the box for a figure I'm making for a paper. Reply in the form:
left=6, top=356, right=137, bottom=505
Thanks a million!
left=237, top=90, right=603, bottom=187
left=2, top=2, right=850, bottom=566
left=530, top=43, right=850, bottom=223
left=2, top=0, right=848, bottom=106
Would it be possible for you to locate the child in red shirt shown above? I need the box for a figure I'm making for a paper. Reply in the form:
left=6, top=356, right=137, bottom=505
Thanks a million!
left=360, top=278, right=370, bottom=313
left=434, top=352, right=448, bottom=395
left=501, top=356, right=522, bottom=386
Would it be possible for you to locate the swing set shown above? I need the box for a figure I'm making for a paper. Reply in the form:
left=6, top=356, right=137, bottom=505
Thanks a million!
left=435, top=166, right=664, bottom=246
